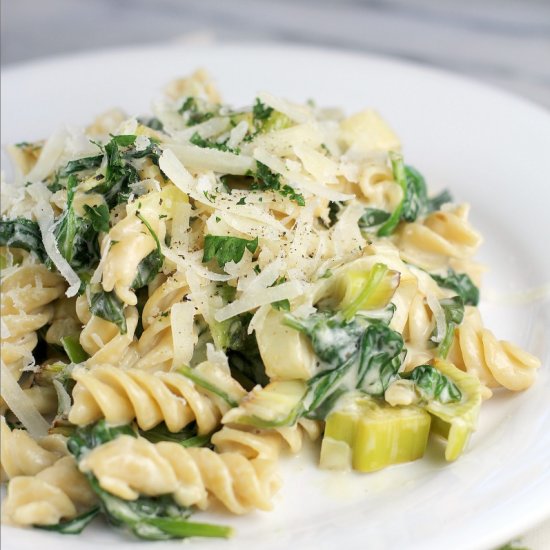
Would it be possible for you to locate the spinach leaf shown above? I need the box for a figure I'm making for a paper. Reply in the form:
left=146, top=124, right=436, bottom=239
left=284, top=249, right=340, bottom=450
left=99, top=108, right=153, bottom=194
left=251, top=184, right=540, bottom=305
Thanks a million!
left=37, top=507, right=100, bottom=535
left=248, top=162, right=305, bottom=206
left=402, top=364, right=462, bottom=403
left=428, top=189, right=453, bottom=212
left=67, top=421, right=136, bottom=460
left=327, top=201, right=343, bottom=227
left=51, top=175, right=101, bottom=273
left=376, top=155, right=454, bottom=237
left=358, top=208, right=391, bottom=231
left=225, top=314, right=269, bottom=389
left=83, top=204, right=110, bottom=233
left=89, top=290, right=127, bottom=334
left=88, top=478, right=231, bottom=540
left=431, top=268, right=479, bottom=306
left=227, top=334, right=269, bottom=390
left=356, top=324, right=404, bottom=396
left=401, top=165, right=428, bottom=222
left=202, top=234, right=258, bottom=268
left=431, top=296, right=465, bottom=359
left=58, top=155, right=103, bottom=178
left=89, top=135, right=140, bottom=207
left=0, top=218, right=47, bottom=261
left=131, top=213, right=164, bottom=289
left=285, top=312, right=365, bottom=369
left=285, top=310, right=404, bottom=418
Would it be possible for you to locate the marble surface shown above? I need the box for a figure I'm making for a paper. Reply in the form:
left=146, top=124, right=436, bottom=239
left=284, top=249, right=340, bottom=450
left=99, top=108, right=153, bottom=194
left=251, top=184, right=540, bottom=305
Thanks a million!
left=1, top=1, right=549, bottom=548
left=1, top=0, right=550, bottom=109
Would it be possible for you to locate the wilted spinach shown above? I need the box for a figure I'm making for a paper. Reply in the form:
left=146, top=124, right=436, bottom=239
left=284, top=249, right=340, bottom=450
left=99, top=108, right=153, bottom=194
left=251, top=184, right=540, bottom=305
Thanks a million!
left=431, top=268, right=479, bottom=306
left=0, top=218, right=47, bottom=261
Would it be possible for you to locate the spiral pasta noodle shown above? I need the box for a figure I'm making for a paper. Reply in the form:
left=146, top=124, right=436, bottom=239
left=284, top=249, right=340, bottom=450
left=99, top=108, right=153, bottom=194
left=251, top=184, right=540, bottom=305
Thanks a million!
left=76, top=295, right=139, bottom=368
left=68, top=364, right=243, bottom=434
left=78, top=435, right=280, bottom=514
left=101, top=194, right=168, bottom=307
left=1, top=263, right=65, bottom=376
left=448, top=307, right=541, bottom=391
left=2, top=457, right=97, bottom=526
left=212, top=419, right=322, bottom=461
left=396, top=205, right=482, bottom=271
left=0, top=417, right=66, bottom=480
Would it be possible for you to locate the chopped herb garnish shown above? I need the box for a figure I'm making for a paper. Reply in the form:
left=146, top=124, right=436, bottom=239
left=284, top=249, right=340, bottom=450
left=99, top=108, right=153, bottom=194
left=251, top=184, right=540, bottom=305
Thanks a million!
left=202, top=235, right=259, bottom=268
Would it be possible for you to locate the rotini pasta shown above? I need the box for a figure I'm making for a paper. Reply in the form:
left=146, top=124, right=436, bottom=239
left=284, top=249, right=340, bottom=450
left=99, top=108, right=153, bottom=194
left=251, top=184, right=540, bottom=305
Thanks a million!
left=0, top=416, right=66, bottom=480
left=448, top=307, right=541, bottom=391
left=79, top=435, right=280, bottom=514
left=1, top=263, right=65, bottom=376
left=69, top=363, right=244, bottom=434
left=396, top=205, right=482, bottom=272
left=2, top=456, right=97, bottom=526
left=212, top=419, right=322, bottom=460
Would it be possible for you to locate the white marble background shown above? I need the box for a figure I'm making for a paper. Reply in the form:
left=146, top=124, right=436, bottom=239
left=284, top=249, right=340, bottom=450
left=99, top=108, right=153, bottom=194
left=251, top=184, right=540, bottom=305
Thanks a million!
left=2, top=0, right=550, bottom=108
left=1, top=1, right=550, bottom=549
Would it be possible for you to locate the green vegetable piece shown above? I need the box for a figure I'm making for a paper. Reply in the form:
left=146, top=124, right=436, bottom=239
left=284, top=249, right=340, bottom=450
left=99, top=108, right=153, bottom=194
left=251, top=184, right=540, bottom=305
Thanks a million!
left=248, top=162, right=305, bottom=206
left=320, top=394, right=431, bottom=472
left=67, top=420, right=136, bottom=459
left=358, top=208, right=391, bottom=231
left=424, top=359, right=482, bottom=461
left=428, top=189, right=453, bottom=212
left=89, top=290, right=127, bottom=334
left=37, top=506, right=100, bottom=535
left=90, top=135, right=140, bottom=207
left=284, top=312, right=365, bottom=368
left=338, top=263, right=400, bottom=320
left=83, top=204, right=110, bottom=233
left=88, top=477, right=232, bottom=540
left=223, top=380, right=307, bottom=429
left=51, top=175, right=101, bottom=274
left=61, top=335, right=89, bottom=364
left=356, top=323, right=404, bottom=396
left=131, top=213, right=164, bottom=289
left=0, top=218, right=47, bottom=262
left=190, top=132, right=240, bottom=154
left=271, top=298, right=290, bottom=311
left=226, top=323, right=269, bottom=390
left=177, top=365, right=241, bottom=408
left=402, top=364, right=462, bottom=403
left=178, top=97, right=215, bottom=126
left=377, top=152, right=408, bottom=236
left=401, top=165, right=428, bottom=222
left=252, top=98, right=273, bottom=121
left=284, top=312, right=404, bottom=418
left=139, top=422, right=211, bottom=448
left=432, top=296, right=465, bottom=358
left=58, top=155, right=103, bottom=178
left=202, top=234, right=258, bottom=268
left=431, top=268, right=479, bottom=306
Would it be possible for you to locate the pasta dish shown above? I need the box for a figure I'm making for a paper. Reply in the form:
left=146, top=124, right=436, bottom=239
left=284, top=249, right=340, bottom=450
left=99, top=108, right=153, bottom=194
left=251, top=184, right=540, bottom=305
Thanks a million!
left=0, top=70, right=541, bottom=539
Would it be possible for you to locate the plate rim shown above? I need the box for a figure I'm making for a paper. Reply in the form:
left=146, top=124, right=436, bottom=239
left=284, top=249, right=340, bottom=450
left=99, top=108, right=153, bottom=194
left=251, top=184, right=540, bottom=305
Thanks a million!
left=1, top=41, right=549, bottom=550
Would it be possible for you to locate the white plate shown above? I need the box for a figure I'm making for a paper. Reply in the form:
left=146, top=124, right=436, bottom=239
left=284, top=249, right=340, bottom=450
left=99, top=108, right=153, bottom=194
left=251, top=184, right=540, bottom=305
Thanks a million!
left=2, top=43, right=549, bottom=550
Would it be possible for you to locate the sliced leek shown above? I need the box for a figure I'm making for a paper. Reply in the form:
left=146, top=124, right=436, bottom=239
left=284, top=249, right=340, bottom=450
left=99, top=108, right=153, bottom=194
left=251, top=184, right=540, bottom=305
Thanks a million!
left=424, top=359, right=482, bottom=461
left=222, top=380, right=307, bottom=428
left=320, top=393, right=431, bottom=472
